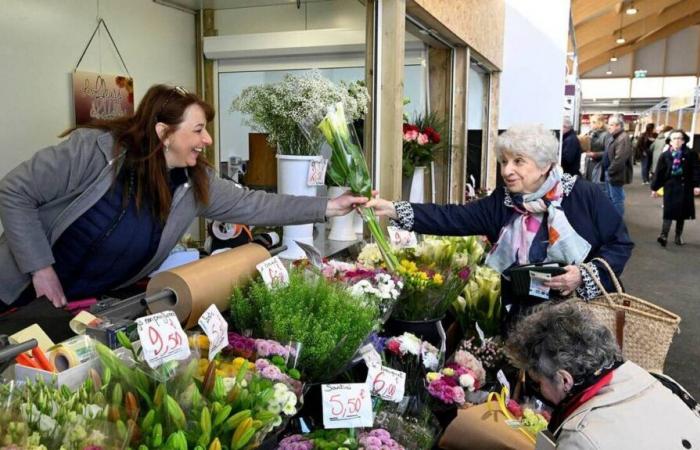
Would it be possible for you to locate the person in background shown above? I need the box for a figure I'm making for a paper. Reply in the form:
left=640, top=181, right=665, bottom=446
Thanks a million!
left=650, top=130, right=700, bottom=246
left=367, top=124, right=633, bottom=324
left=0, top=84, right=365, bottom=339
left=584, top=115, right=609, bottom=187
left=649, top=125, right=673, bottom=176
left=636, top=123, right=656, bottom=184
left=561, top=118, right=582, bottom=176
left=604, top=114, right=634, bottom=217
left=506, top=301, right=700, bottom=449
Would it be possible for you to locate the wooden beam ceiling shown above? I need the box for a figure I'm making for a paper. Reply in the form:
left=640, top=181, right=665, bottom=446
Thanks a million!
left=578, top=0, right=700, bottom=65
left=576, top=0, right=684, bottom=47
left=579, top=9, right=700, bottom=74
left=572, top=0, right=620, bottom=26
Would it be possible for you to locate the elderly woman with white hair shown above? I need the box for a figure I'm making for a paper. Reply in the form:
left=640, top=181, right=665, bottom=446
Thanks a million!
left=368, top=124, right=633, bottom=323
left=506, top=301, right=700, bottom=448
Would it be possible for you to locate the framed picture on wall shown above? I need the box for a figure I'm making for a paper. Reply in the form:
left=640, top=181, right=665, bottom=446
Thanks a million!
left=72, top=71, right=134, bottom=125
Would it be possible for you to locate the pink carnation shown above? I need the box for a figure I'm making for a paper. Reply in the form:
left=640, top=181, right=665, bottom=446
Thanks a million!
left=403, top=130, right=418, bottom=141
left=416, top=133, right=429, bottom=145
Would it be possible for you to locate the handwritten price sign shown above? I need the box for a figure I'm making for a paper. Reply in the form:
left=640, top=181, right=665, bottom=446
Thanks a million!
left=198, top=304, right=229, bottom=361
left=366, top=362, right=406, bottom=402
left=321, top=383, right=373, bottom=429
left=256, top=256, right=289, bottom=287
left=387, top=226, right=418, bottom=248
left=136, top=311, right=190, bottom=368
left=307, top=159, right=328, bottom=186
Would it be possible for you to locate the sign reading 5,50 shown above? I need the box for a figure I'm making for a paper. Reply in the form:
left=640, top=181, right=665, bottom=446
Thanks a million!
left=322, top=383, right=373, bottom=429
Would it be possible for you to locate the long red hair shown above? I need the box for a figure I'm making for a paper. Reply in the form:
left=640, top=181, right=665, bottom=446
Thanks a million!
left=61, top=84, right=214, bottom=222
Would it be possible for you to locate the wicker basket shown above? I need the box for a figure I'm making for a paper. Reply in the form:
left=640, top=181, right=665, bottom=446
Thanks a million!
left=578, top=258, right=681, bottom=373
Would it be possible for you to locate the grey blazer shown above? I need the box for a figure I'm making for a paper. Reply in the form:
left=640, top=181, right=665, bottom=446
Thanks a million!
left=0, top=129, right=327, bottom=304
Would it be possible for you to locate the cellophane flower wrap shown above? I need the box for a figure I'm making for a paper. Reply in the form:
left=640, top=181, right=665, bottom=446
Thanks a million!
left=453, top=265, right=502, bottom=338
left=393, top=237, right=472, bottom=321
left=95, top=331, right=289, bottom=449
left=310, top=102, right=398, bottom=271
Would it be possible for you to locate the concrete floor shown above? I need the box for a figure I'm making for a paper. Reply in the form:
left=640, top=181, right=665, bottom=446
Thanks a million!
left=620, top=179, right=699, bottom=398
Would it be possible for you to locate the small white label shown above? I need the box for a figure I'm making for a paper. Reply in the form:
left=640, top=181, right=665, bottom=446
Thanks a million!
left=359, top=344, right=382, bottom=367
left=497, top=370, right=511, bottom=399
left=198, top=305, right=229, bottom=361
left=307, top=159, right=328, bottom=186
left=321, top=383, right=373, bottom=429
left=136, top=311, right=191, bottom=369
left=529, top=271, right=551, bottom=299
left=256, top=256, right=290, bottom=287
left=387, top=226, right=418, bottom=248
left=366, top=362, right=406, bottom=402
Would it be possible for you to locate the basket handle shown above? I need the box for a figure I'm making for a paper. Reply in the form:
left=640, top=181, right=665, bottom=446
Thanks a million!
left=579, top=262, right=615, bottom=307
left=591, top=257, right=624, bottom=294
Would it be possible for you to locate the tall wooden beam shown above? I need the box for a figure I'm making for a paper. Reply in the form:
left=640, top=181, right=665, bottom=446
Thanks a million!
left=428, top=47, right=452, bottom=204
left=450, top=47, right=468, bottom=203
left=366, top=0, right=406, bottom=203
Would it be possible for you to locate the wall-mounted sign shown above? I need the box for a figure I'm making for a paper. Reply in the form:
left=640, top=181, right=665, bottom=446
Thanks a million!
left=72, top=71, right=134, bottom=125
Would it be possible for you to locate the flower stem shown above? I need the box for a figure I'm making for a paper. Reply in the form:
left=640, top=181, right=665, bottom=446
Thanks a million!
left=360, top=208, right=398, bottom=272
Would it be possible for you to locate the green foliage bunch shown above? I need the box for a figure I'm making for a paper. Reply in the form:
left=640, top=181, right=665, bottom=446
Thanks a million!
left=231, top=270, right=379, bottom=381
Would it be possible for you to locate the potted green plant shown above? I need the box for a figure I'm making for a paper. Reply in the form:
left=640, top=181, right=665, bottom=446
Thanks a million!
left=232, top=72, right=368, bottom=258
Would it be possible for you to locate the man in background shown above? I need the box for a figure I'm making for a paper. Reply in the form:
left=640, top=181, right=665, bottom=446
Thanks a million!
left=561, top=118, right=582, bottom=176
left=604, top=114, right=634, bottom=217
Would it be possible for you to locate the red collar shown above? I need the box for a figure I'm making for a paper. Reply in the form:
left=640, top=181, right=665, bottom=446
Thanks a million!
left=562, top=370, right=614, bottom=419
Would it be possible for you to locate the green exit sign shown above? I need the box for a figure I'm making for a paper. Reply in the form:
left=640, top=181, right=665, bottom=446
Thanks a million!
left=634, top=70, right=647, bottom=78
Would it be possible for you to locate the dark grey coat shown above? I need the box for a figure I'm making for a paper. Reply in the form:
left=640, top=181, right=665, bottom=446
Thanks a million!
left=651, top=146, right=700, bottom=221
left=0, top=129, right=327, bottom=304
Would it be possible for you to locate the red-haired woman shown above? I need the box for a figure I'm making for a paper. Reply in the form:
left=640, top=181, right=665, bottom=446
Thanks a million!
left=0, top=85, right=364, bottom=336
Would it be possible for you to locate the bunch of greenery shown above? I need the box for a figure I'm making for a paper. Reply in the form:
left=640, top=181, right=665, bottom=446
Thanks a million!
left=232, top=71, right=368, bottom=156
left=231, top=269, right=379, bottom=381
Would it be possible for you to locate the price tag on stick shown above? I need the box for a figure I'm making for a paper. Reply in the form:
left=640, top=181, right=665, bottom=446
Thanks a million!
left=256, top=256, right=289, bottom=287
left=307, top=159, right=328, bottom=186
left=198, top=304, right=229, bottom=361
left=136, top=311, right=191, bottom=369
left=321, top=383, right=373, bottom=429
left=387, top=226, right=417, bottom=248
left=366, top=362, right=406, bottom=402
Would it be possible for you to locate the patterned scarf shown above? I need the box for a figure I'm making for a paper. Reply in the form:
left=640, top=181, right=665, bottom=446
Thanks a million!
left=485, top=168, right=591, bottom=273
left=671, top=147, right=683, bottom=176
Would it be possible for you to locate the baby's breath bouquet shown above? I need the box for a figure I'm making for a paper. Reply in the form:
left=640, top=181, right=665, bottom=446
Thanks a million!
left=232, top=71, right=368, bottom=156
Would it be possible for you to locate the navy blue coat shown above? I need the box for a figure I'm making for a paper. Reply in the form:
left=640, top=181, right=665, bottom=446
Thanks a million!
left=562, top=130, right=582, bottom=176
left=409, top=178, right=634, bottom=298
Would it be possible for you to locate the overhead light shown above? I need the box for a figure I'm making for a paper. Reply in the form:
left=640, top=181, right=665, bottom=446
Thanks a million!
left=610, top=56, right=618, bottom=62
left=626, top=1, right=638, bottom=15
left=616, top=37, right=626, bottom=44
left=606, top=70, right=613, bottom=75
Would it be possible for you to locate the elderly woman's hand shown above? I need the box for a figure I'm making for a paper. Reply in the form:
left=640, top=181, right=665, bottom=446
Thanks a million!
left=365, top=196, right=398, bottom=220
left=325, top=191, right=369, bottom=217
left=545, top=265, right=582, bottom=296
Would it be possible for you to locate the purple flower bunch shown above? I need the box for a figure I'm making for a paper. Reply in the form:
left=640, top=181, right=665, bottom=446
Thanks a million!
left=255, top=338, right=297, bottom=359
left=224, top=332, right=256, bottom=358
left=278, top=434, right=313, bottom=450
left=359, top=428, right=405, bottom=450
left=255, top=358, right=285, bottom=381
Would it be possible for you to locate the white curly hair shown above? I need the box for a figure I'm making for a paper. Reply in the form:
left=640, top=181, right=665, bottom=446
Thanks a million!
left=495, top=123, right=559, bottom=170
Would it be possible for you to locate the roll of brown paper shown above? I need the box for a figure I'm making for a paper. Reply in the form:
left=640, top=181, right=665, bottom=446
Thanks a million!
left=146, top=243, right=271, bottom=328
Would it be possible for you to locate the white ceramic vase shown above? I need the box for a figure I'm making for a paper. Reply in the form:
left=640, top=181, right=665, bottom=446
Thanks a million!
left=409, top=166, right=427, bottom=203
left=276, top=154, right=322, bottom=260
